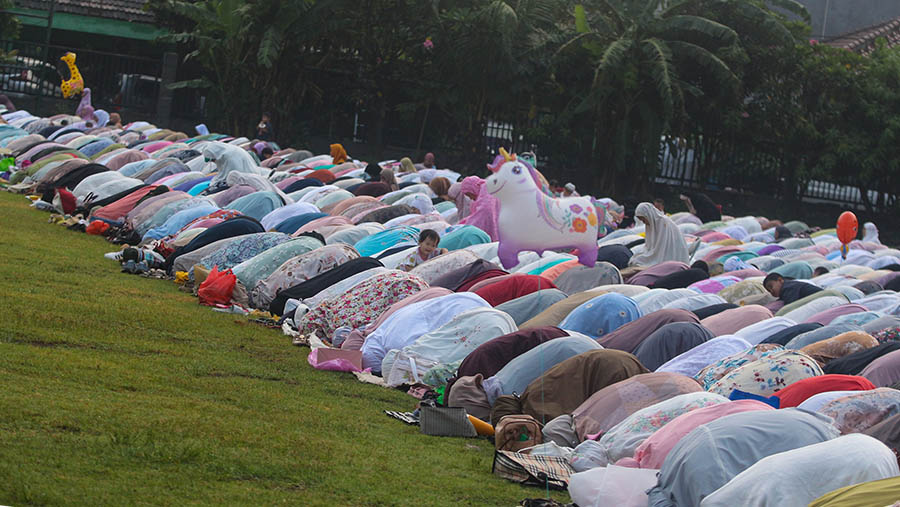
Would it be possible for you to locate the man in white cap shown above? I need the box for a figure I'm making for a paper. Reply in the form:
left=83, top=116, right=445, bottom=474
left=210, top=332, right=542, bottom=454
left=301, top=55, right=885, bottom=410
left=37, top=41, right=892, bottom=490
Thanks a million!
left=562, top=182, right=579, bottom=197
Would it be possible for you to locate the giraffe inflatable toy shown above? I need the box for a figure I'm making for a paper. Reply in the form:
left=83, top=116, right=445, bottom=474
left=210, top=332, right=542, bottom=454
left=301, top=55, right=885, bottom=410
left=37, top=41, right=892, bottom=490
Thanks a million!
left=59, top=52, right=84, bottom=99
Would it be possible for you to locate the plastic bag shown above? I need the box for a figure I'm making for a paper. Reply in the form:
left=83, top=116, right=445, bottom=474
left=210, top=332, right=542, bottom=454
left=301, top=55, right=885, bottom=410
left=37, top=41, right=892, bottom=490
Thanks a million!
left=568, top=465, right=660, bottom=507
left=307, top=347, right=365, bottom=372
left=198, top=266, right=236, bottom=306
left=85, top=220, right=110, bottom=235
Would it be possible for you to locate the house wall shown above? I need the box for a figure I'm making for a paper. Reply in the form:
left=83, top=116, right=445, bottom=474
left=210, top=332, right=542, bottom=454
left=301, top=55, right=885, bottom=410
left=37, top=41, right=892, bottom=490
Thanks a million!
left=796, top=0, right=900, bottom=39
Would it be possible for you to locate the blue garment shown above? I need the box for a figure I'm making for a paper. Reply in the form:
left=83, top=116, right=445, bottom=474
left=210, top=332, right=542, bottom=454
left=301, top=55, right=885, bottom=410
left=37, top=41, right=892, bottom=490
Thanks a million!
left=354, top=226, right=420, bottom=257
left=188, top=181, right=211, bottom=196
left=224, top=191, right=284, bottom=221
left=439, top=225, right=491, bottom=251
left=118, top=159, right=157, bottom=178
left=559, top=293, right=643, bottom=340
left=283, top=178, right=324, bottom=194
left=272, top=212, right=328, bottom=235
left=525, top=257, right=571, bottom=275
left=145, top=161, right=189, bottom=184
left=728, top=389, right=780, bottom=408
left=771, top=261, right=814, bottom=280
left=142, top=203, right=219, bottom=241
left=483, top=335, right=602, bottom=403
left=79, top=138, right=116, bottom=158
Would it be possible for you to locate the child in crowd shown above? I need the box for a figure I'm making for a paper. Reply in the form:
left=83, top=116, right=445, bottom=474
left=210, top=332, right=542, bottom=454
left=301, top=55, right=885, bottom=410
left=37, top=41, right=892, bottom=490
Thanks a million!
left=398, top=229, right=447, bottom=272
left=106, top=247, right=166, bottom=274
left=763, top=272, right=823, bottom=305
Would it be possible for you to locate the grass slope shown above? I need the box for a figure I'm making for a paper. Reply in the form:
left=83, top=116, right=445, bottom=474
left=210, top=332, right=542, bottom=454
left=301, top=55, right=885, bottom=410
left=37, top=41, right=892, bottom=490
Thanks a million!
left=0, top=192, right=568, bottom=506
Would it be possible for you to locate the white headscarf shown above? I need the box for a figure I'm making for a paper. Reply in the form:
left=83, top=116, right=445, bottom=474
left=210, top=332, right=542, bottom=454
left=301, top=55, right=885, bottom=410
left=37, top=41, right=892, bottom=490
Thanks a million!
left=864, top=222, right=881, bottom=244
left=629, top=202, right=690, bottom=266
left=202, top=141, right=261, bottom=190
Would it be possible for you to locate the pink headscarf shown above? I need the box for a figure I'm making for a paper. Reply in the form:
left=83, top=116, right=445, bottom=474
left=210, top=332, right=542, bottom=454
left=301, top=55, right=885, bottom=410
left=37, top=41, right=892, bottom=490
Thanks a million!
left=448, top=183, right=472, bottom=220
left=458, top=176, right=500, bottom=241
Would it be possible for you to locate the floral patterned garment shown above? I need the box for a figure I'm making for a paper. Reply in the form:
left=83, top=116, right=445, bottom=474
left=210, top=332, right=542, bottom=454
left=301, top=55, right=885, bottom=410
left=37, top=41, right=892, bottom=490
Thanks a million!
left=875, top=326, right=900, bottom=344
left=717, top=280, right=768, bottom=305
left=297, top=270, right=429, bottom=340
left=408, top=249, right=479, bottom=284
left=708, top=349, right=824, bottom=398
left=800, top=331, right=879, bottom=366
left=382, top=307, right=516, bottom=388
left=818, top=388, right=900, bottom=434
left=694, top=344, right=785, bottom=390
left=249, top=244, right=359, bottom=310
left=199, top=232, right=291, bottom=272
left=592, top=391, right=728, bottom=467
left=231, top=236, right=324, bottom=290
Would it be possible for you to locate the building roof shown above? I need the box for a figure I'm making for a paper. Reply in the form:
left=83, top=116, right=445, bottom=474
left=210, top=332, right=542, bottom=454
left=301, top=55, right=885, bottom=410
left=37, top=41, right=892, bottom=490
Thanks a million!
left=14, top=0, right=155, bottom=24
left=825, top=16, right=900, bottom=55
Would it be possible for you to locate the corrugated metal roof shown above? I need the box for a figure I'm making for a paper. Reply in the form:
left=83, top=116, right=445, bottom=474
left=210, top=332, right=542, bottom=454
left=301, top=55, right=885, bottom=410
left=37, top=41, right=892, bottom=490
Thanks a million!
left=825, top=16, right=900, bottom=55
left=14, top=0, right=155, bottom=24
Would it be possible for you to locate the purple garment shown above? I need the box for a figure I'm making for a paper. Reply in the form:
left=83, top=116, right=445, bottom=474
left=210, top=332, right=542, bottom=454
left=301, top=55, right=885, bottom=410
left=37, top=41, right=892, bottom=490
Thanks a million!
left=210, top=184, right=256, bottom=207
left=878, top=272, right=900, bottom=288
left=757, top=245, right=784, bottom=256
left=804, top=304, right=868, bottom=326
left=173, top=175, right=214, bottom=192
left=276, top=176, right=302, bottom=190
left=627, top=261, right=690, bottom=287
left=458, top=176, right=500, bottom=241
left=728, top=268, right=767, bottom=279
left=75, top=88, right=93, bottom=118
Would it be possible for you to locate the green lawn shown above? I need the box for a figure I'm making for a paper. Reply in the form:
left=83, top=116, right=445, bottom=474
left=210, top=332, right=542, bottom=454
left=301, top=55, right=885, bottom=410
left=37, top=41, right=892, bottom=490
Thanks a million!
left=0, top=191, right=567, bottom=506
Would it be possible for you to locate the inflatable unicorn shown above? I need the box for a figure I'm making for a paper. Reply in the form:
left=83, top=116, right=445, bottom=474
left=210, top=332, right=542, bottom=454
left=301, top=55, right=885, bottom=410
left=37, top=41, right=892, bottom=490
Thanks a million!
left=485, top=148, right=598, bottom=269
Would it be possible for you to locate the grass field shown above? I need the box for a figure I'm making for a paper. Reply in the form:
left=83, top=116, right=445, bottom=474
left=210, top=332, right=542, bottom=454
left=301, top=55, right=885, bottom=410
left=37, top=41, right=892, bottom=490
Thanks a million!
left=0, top=191, right=568, bottom=506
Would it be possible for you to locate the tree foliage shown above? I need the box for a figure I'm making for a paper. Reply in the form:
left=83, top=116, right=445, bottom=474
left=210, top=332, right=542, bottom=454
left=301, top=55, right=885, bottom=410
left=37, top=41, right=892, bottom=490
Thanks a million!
left=148, top=0, right=900, bottom=207
left=1, top=0, right=21, bottom=42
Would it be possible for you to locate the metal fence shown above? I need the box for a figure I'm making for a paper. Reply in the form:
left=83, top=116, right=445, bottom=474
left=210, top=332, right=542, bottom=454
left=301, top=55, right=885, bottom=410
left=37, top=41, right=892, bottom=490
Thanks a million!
left=655, top=134, right=897, bottom=212
left=1, top=39, right=162, bottom=115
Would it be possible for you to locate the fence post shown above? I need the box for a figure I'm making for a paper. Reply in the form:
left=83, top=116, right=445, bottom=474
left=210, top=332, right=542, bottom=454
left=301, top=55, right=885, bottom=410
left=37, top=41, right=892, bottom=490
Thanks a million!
left=156, top=52, right=177, bottom=126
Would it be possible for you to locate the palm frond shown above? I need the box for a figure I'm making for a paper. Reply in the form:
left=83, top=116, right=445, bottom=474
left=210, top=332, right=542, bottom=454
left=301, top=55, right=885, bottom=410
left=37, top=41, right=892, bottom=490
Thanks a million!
left=760, top=0, right=811, bottom=24
left=257, top=27, right=284, bottom=68
left=599, top=38, right=633, bottom=71
left=668, top=40, right=740, bottom=92
left=655, top=15, right=739, bottom=46
left=733, top=1, right=795, bottom=45
left=641, top=37, right=675, bottom=118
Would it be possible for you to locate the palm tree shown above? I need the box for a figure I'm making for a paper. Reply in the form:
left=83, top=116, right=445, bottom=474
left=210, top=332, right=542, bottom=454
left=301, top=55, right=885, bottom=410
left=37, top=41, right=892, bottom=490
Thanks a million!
left=151, top=0, right=336, bottom=136
left=427, top=0, right=566, bottom=169
left=566, top=0, right=745, bottom=195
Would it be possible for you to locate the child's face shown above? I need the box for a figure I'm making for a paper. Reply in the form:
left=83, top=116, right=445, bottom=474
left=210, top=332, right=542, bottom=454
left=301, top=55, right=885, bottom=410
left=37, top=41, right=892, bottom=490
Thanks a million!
left=764, top=279, right=783, bottom=297
left=419, top=237, right=439, bottom=256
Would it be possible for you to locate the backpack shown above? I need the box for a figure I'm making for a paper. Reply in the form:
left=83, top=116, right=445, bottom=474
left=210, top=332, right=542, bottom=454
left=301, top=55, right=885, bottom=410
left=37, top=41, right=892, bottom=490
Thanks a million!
left=495, top=414, right=542, bottom=452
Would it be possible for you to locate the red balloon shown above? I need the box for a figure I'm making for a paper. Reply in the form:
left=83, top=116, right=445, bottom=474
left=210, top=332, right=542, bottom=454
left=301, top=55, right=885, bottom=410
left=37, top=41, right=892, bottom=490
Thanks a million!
left=837, top=211, right=858, bottom=245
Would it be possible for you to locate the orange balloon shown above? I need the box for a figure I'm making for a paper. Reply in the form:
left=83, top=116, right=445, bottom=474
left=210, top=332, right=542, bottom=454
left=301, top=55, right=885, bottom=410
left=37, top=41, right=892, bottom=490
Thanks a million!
left=837, top=211, right=858, bottom=245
